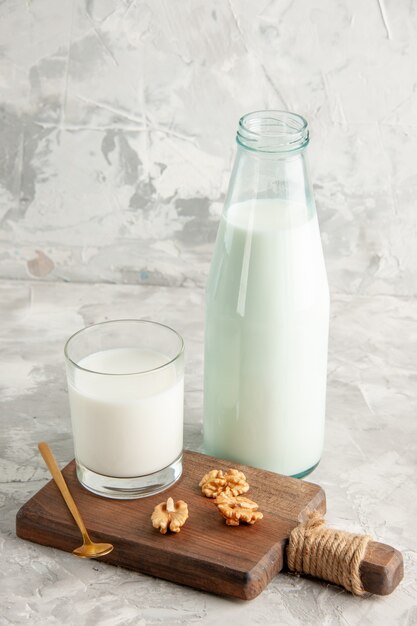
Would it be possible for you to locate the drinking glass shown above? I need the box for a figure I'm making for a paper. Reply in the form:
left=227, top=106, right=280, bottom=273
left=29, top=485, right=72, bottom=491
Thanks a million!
left=65, top=319, right=184, bottom=499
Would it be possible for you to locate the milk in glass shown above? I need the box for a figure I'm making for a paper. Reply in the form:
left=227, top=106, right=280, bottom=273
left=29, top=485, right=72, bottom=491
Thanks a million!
left=68, top=348, right=183, bottom=477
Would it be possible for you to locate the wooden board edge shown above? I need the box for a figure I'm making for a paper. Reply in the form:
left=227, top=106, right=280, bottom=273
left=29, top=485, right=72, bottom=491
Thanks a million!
left=242, top=540, right=285, bottom=600
left=360, top=541, right=404, bottom=596
left=298, top=485, right=327, bottom=522
left=16, top=503, right=79, bottom=553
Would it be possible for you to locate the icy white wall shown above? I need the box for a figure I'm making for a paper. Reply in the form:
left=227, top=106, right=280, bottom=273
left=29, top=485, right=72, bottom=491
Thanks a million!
left=0, top=0, right=415, bottom=294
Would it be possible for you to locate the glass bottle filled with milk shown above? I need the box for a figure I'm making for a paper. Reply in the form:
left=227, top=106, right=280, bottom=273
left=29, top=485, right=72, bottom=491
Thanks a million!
left=204, top=111, right=329, bottom=478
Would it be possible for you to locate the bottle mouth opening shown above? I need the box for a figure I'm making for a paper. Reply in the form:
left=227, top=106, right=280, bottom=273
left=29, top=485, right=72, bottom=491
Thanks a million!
left=237, top=110, right=309, bottom=153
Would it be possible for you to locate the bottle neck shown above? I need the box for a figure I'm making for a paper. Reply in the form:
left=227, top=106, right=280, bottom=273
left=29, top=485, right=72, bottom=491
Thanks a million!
left=225, top=111, right=314, bottom=211
left=236, top=110, right=309, bottom=155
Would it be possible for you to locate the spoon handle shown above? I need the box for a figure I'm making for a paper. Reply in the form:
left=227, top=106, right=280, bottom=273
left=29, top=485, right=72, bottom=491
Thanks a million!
left=38, top=442, right=90, bottom=541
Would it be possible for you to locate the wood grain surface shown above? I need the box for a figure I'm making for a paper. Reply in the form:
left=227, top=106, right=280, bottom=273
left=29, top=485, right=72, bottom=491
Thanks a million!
left=16, top=450, right=326, bottom=600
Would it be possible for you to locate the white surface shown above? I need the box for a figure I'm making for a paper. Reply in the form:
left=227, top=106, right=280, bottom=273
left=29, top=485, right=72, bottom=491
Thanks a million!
left=1, top=3, right=416, bottom=619
left=204, top=200, right=329, bottom=476
left=0, top=0, right=416, bottom=295
left=1, top=280, right=416, bottom=625
left=68, top=349, right=183, bottom=477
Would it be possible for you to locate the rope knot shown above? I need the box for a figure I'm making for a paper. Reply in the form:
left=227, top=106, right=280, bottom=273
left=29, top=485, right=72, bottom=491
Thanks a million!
left=287, top=511, right=371, bottom=595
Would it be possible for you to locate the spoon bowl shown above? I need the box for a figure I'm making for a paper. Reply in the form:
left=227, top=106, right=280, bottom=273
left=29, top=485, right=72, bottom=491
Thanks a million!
left=73, top=542, right=114, bottom=559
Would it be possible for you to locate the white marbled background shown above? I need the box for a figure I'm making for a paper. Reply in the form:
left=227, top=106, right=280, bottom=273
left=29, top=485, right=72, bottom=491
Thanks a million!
left=1, top=0, right=416, bottom=293
left=1, top=1, right=417, bottom=625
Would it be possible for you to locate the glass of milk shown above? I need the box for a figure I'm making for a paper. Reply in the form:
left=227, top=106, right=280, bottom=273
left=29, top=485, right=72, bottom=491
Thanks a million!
left=65, top=320, right=184, bottom=499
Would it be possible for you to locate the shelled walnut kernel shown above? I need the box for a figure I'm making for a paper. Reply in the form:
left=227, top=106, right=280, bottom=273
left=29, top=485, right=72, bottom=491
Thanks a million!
left=215, top=493, right=263, bottom=526
left=199, top=468, right=249, bottom=498
left=151, top=497, right=189, bottom=534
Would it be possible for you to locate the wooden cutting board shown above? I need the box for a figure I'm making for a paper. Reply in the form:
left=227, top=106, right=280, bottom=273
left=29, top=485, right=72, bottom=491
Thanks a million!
left=16, top=450, right=325, bottom=599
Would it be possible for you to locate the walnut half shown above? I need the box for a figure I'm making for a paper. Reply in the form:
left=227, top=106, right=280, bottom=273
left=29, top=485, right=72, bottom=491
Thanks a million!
left=215, top=493, right=263, bottom=526
left=151, top=497, right=189, bottom=534
left=199, top=468, right=249, bottom=498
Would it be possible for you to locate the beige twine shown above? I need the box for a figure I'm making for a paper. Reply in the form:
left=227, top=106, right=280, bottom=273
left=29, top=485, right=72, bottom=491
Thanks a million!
left=287, top=511, right=371, bottom=596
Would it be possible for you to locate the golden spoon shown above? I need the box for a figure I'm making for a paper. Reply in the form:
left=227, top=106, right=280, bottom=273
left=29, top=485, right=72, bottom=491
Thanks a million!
left=38, top=442, right=114, bottom=559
